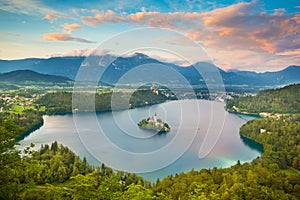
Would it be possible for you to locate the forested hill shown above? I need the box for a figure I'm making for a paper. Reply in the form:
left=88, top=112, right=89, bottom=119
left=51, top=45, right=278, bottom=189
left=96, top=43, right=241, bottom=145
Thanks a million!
left=1, top=88, right=300, bottom=199
left=36, top=89, right=175, bottom=114
left=0, top=70, right=71, bottom=85
left=226, top=84, right=300, bottom=114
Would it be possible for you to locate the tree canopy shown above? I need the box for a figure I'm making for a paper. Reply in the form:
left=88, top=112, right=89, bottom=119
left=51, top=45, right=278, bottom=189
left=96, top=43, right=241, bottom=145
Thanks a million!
left=226, top=84, right=300, bottom=114
left=1, top=84, right=300, bottom=199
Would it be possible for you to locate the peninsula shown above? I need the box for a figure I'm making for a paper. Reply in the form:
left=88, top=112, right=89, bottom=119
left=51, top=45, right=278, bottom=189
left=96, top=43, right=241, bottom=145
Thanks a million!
left=137, top=113, right=170, bottom=133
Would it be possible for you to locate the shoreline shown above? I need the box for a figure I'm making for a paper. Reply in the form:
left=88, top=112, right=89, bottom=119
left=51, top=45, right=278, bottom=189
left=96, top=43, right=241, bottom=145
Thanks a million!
left=227, top=110, right=261, bottom=117
left=18, top=99, right=265, bottom=182
left=17, top=119, right=44, bottom=141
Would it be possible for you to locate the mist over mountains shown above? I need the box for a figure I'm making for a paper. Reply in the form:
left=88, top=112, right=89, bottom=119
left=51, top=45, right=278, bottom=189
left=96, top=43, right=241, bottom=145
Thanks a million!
left=0, top=53, right=299, bottom=87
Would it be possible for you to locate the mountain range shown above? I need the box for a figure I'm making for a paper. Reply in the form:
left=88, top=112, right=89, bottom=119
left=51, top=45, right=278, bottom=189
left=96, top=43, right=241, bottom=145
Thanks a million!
left=0, top=53, right=299, bottom=87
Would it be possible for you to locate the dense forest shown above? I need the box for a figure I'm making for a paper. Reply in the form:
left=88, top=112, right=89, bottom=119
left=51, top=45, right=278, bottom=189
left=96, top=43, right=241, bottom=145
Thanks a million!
left=0, top=111, right=43, bottom=140
left=240, top=115, right=300, bottom=171
left=226, top=84, right=300, bottom=113
left=1, top=84, right=300, bottom=199
left=37, top=89, right=175, bottom=114
left=153, top=114, right=300, bottom=199
left=1, top=114, right=299, bottom=199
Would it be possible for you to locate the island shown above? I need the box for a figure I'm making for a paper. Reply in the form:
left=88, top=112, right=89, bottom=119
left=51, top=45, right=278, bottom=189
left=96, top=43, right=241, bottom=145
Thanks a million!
left=137, top=113, right=170, bottom=133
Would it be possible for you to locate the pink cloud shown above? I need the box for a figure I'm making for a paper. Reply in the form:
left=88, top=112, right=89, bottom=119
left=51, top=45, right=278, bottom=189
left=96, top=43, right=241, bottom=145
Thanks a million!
left=79, top=1, right=300, bottom=54
left=78, top=1, right=300, bottom=71
left=181, top=2, right=299, bottom=54
left=273, top=8, right=285, bottom=16
left=61, top=23, right=83, bottom=34
left=81, top=16, right=101, bottom=26
left=276, top=49, right=300, bottom=56
left=191, top=4, right=298, bottom=54
left=62, top=23, right=83, bottom=31
left=44, top=13, right=75, bottom=23
left=42, top=33, right=95, bottom=43
left=44, top=13, right=64, bottom=23
left=81, top=10, right=125, bottom=26
left=235, top=54, right=248, bottom=60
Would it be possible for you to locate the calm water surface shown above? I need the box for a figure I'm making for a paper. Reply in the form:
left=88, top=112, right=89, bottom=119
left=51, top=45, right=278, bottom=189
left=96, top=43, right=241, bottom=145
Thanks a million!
left=18, top=100, right=262, bottom=181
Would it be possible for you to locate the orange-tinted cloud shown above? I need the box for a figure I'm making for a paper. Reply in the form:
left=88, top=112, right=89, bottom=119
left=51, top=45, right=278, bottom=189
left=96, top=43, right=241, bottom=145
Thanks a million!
left=42, top=33, right=95, bottom=43
left=276, top=49, right=300, bottom=56
left=180, top=1, right=298, bottom=54
left=81, top=10, right=125, bottom=26
left=44, top=13, right=64, bottom=22
left=77, top=1, right=300, bottom=71
left=44, top=12, right=74, bottom=23
left=80, top=1, right=300, bottom=55
left=62, top=23, right=83, bottom=31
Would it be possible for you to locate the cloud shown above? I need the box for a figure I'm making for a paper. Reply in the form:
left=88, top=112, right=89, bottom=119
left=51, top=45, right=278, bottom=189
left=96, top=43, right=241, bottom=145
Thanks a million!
left=0, top=31, right=23, bottom=38
left=44, top=13, right=64, bottom=23
left=62, top=23, right=82, bottom=30
left=81, top=10, right=188, bottom=29
left=78, top=1, right=300, bottom=71
left=0, top=0, right=74, bottom=23
left=80, top=1, right=300, bottom=56
left=42, top=33, right=95, bottom=44
left=61, top=23, right=83, bottom=33
left=276, top=49, right=300, bottom=56
left=81, top=10, right=126, bottom=26
left=44, top=13, right=76, bottom=23
left=0, top=0, right=57, bottom=16
left=49, top=48, right=111, bottom=57
left=179, top=2, right=299, bottom=54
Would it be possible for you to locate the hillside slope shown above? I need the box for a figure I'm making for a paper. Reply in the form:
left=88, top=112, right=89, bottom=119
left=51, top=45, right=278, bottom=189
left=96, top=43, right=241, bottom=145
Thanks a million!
left=0, top=70, right=71, bottom=85
left=226, top=84, right=300, bottom=113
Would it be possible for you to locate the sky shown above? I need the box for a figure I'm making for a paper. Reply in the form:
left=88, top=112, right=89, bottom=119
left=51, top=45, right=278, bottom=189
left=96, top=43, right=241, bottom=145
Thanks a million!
left=0, top=0, right=299, bottom=72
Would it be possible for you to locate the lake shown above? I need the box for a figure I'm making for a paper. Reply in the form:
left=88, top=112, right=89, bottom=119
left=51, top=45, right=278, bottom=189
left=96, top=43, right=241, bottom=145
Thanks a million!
left=17, top=100, right=262, bottom=181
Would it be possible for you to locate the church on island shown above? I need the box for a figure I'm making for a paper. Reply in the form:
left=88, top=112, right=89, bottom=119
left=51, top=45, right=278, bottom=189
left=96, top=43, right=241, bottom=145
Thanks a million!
left=148, top=113, right=158, bottom=123
left=137, top=113, right=170, bottom=133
